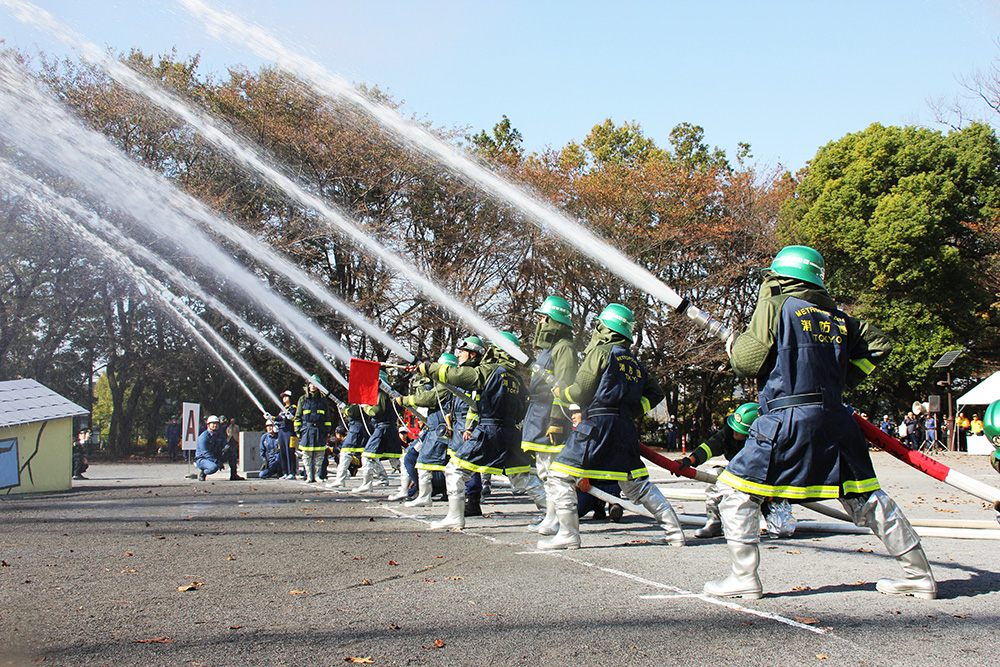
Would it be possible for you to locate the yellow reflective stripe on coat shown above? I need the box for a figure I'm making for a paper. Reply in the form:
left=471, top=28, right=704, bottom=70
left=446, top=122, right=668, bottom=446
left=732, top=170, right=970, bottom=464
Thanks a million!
left=695, top=443, right=713, bottom=461
left=447, top=450, right=504, bottom=476
left=718, top=470, right=842, bottom=499
left=549, top=461, right=649, bottom=482
left=415, top=462, right=447, bottom=472
left=522, top=439, right=564, bottom=454
left=437, top=366, right=449, bottom=383
left=640, top=397, right=650, bottom=414
left=842, top=477, right=881, bottom=494
left=851, top=358, right=876, bottom=375
left=362, top=451, right=403, bottom=460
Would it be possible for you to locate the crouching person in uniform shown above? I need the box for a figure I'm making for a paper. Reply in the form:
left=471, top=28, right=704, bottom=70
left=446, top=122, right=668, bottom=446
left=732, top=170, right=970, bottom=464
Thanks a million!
left=195, top=415, right=243, bottom=481
left=259, top=419, right=283, bottom=479
left=541, top=303, right=685, bottom=551
left=706, top=245, right=935, bottom=600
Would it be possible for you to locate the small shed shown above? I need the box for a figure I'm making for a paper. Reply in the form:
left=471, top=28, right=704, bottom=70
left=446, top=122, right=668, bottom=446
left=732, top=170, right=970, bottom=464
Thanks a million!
left=0, top=379, right=89, bottom=495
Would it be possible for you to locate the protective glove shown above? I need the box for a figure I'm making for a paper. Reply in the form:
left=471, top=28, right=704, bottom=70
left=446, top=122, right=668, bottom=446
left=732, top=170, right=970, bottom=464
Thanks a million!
left=415, top=362, right=430, bottom=377
left=392, top=395, right=404, bottom=406
left=671, top=455, right=694, bottom=477
left=545, top=424, right=564, bottom=446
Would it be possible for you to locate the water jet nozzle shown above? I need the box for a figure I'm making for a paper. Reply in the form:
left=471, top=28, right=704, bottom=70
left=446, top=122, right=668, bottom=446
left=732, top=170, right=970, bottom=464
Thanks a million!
left=674, top=298, right=735, bottom=346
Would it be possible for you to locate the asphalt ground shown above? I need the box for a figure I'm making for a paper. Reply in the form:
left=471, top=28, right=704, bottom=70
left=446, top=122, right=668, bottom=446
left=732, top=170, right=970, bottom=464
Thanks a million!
left=1, top=451, right=999, bottom=667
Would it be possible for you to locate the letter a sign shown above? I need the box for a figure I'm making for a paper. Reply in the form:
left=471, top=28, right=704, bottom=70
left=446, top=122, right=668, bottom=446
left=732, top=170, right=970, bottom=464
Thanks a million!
left=182, top=402, right=201, bottom=451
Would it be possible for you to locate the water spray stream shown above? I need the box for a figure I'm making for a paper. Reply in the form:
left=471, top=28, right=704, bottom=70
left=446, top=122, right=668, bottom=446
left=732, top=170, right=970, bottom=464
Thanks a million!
left=0, top=55, right=359, bottom=376
left=0, top=0, right=527, bottom=364
left=0, top=155, right=339, bottom=393
left=3, top=167, right=276, bottom=414
left=177, top=0, right=733, bottom=344
left=0, top=51, right=406, bottom=369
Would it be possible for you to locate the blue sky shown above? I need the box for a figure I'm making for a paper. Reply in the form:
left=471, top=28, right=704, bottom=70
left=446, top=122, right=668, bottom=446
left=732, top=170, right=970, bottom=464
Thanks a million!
left=4, top=0, right=1000, bottom=172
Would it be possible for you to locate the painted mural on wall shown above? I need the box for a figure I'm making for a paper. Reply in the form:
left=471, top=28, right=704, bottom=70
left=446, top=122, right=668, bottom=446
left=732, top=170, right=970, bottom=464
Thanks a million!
left=0, top=438, right=20, bottom=490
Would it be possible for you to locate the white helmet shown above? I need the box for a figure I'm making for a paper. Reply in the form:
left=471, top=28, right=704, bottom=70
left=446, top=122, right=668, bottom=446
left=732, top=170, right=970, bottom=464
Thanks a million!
left=206, top=415, right=221, bottom=424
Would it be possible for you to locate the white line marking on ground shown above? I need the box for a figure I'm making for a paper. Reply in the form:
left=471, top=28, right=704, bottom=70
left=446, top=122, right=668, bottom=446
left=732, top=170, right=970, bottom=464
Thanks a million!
left=518, top=549, right=831, bottom=635
left=353, top=489, right=870, bottom=645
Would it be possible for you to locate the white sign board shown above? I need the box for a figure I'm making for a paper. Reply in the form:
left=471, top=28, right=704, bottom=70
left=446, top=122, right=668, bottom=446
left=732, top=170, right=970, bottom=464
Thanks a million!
left=182, top=402, right=201, bottom=451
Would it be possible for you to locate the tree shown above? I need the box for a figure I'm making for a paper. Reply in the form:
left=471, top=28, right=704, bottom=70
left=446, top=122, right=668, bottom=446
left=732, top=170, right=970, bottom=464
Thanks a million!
left=781, top=122, right=1000, bottom=408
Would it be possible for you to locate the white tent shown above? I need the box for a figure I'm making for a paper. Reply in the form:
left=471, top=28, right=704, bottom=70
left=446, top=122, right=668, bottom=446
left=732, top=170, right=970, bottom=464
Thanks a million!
left=956, top=371, right=1000, bottom=406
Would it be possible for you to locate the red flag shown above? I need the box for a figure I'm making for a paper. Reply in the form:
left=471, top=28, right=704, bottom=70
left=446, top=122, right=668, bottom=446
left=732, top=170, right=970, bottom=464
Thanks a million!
left=348, top=358, right=381, bottom=405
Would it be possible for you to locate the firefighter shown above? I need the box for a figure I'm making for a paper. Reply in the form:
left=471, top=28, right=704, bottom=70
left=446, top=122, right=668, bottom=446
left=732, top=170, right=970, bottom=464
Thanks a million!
left=415, top=332, right=534, bottom=531
left=675, top=403, right=795, bottom=539
left=394, top=353, right=458, bottom=506
left=354, top=371, right=405, bottom=495
left=294, top=376, right=332, bottom=483
left=706, top=245, right=935, bottom=600
left=258, top=419, right=283, bottom=479
left=542, top=303, right=685, bottom=550
left=522, top=295, right=579, bottom=536
left=328, top=402, right=370, bottom=488
left=195, top=415, right=243, bottom=481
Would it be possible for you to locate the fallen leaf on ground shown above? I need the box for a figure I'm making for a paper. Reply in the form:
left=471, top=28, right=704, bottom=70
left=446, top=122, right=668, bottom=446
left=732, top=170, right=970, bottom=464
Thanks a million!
left=795, top=617, right=819, bottom=625
left=855, top=548, right=873, bottom=553
left=434, top=639, right=445, bottom=648
left=388, top=561, right=398, bottom=566
left=177, top=583, right=199, bottom=592
left=361, top=579, right=372, bottom=586
left=791, top=585, right=811, bottom=591
left=133, top=637, right=172, bottom=644
left=344, top=657, right=373, bottom=664
left=230, top=625, right=242, bottom=630
left=786, top=550, right=801, bottom=554
left=387, top=623, right=400, bottom=630
left=816, top=655, right=828, bottom=660
left=288, top=590, right=307, bottom=595
left=446, top=576, right=464, bottom=580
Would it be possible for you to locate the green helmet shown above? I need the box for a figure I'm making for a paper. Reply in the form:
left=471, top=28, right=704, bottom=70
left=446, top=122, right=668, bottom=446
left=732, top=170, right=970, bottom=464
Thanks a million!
left=378, top=370, right=389, bottom=383
left=984, top=400, right=1000, bottom=445
left=492, top=331, right=521, bottom=350
left=598, top=303, right=635, bottom=342
left=458, top=335, right=485, bottom=355
left=535, top=295, right=573, bottom=327
left=437, top=352, right=458, bottom=367
left=726, top=402, right=760, bottom=436
left=768, top=245, right=825, bottom=288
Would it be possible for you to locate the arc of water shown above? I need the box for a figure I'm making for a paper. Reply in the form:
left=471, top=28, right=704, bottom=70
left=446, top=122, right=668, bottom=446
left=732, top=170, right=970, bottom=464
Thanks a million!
left=1, top=0, right=527, bottom=364
left=0, top=155, right=342, bottom=394
left=2, top=163, right=276, bottom=414
left=177, top=0, right=734, bottom=343
left=0, top=55, right=360, bottom=376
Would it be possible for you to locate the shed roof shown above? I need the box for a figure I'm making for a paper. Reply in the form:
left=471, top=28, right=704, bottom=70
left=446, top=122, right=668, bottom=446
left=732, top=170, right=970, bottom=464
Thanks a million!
left=0, top=379, right=88, bottom=429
